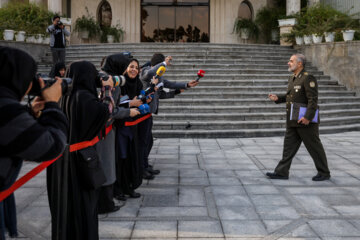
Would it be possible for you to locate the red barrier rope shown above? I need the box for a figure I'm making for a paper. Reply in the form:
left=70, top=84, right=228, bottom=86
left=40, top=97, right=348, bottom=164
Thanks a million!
left=0, top=125, right=113, bottom=202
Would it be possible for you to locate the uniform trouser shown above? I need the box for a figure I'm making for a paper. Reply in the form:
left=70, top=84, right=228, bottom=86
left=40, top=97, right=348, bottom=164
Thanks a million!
left=137, top=116, right=153, bottom=170
left=275, top=124, right=330, bottom=177
left=50, top=48, right=66, bottom=65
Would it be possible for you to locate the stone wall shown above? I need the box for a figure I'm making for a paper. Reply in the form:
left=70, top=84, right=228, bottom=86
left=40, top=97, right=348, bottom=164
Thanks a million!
left=295, top=41, right=360, bottom=94
left=0, top=41, right=48, bottom=63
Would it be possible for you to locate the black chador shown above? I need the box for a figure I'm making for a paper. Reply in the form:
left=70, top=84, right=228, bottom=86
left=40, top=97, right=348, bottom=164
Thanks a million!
left=47, top=61, right=110, bottom=240
left=114, top=62, right=143, bottom=198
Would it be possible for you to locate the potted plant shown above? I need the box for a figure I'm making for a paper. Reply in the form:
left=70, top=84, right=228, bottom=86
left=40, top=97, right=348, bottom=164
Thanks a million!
left=74, top=8, right=101, bottom=40
left=255, top=7, right=285, bottom=43
left=233, top=18, right=259, bottom=41
left=101, top=24, right=125, bottom=43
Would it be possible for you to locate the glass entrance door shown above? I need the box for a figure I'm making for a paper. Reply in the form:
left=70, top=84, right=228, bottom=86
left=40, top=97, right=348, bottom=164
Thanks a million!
left=141, top=1, right=209, bottom=42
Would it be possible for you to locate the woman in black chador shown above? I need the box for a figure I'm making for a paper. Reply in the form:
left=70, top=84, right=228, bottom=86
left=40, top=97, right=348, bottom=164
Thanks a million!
left=47, top=61, right=114, bottom=240
left=114, top=59, right=145, bottom=200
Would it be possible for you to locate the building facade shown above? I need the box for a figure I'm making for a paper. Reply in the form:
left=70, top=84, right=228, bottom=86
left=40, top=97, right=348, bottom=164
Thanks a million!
left=0, top=0, right=357, bottom=43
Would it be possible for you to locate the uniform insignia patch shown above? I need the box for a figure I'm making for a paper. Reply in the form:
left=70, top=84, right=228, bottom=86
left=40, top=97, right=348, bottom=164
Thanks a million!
left=304, top=72, right=308, bottom=75
left=310, top=81, right=315, bottom=88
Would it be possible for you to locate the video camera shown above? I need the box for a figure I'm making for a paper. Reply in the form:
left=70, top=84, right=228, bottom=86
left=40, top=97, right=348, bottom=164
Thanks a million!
left=97, top=72, right=126, bottom=88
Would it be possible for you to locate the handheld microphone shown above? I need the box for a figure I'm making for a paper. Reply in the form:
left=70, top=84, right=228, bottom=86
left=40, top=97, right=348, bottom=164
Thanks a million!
left=196, top=69, right=205, bottom=82
left=155, top=66, right=166, bottom=79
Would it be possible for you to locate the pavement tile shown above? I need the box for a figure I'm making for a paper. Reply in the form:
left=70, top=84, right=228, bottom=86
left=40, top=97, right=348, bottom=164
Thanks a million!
left=209, top=177, right=241, bottom=185
left=250, top=194, right=290, bottom=206
left=262, top=220, right=292, bottom=233
left=179, top=188, right=206, bottom=206
left=178, top=221, right=224, bottom=238
left=211, top=186, right=246, bottom=195
left=256, top=205, right=301, bottom=220
left=217, top=206, right=259, bottom=220
left=98, top=221, right=134, bottom=238
left=309, top=220, right=360, bottom=237
left=132, top=221, right=177, bottom=238
left=180, top=177, right=209, bottom=186
left=214, top=195, right=252, bottom=206
left=139, top=207, right=208, bottom=217
left=221, top=220, right=267, bottom=238
left=245, top=185, right=280, bottom=195
left=283, top=223, right=318, bottom=238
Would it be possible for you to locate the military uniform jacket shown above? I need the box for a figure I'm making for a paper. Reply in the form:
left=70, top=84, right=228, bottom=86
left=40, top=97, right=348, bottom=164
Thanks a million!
left=275, top=69, right=320, bottom=127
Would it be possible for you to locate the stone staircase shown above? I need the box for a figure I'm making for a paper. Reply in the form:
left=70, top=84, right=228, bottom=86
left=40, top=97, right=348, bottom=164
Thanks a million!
left=37, top=43, right=360, bottom=138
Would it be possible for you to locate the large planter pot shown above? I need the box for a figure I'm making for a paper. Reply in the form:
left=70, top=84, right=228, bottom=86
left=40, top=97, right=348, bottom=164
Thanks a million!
left=312, top=34, right=323, bottom=44
left=80, top=30, right=89, bottom=39
left=324, top=32, right=335, bottom=43
left=26, top=35, right=35, bottom=43
left=295, top=36, right=304, bottom=45
left=278, top=18, right=297, bottom=27
left=304, top=35, right=312, bottom=45
left=35, top=34, right=43, bottom=44
left=107, top=35, right=114, bottom=43
left=15, top=31, right=26, bottom=42
left=342, top=30, right=355, bottom=41
left=43, top=37, right=50, bottom=45
left=240, top=28, right=250, bottom=40
left=3, top=29, right=15, bottom=41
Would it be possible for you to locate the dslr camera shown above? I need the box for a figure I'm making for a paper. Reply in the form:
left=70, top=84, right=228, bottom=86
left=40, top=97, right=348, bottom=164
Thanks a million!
left=97, top=72, right=126, bottom=88
left=31, top=73, right=73, bottom=96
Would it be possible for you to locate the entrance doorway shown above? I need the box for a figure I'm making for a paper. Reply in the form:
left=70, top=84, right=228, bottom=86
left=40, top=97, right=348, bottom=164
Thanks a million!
left=141, top=0, right=209, bottom=42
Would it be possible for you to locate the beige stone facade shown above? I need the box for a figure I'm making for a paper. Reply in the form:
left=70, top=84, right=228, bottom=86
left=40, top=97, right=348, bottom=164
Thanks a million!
left=50, top=0, right=277, bottom=44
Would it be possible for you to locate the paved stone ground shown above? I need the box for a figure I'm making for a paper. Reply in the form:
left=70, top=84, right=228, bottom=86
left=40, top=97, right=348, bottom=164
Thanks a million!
left=9, top=131, right=360, bottom=239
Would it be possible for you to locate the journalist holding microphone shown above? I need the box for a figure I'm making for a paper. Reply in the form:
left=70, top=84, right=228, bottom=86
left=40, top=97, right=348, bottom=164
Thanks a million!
left=0, top=47, right=68, bottom=239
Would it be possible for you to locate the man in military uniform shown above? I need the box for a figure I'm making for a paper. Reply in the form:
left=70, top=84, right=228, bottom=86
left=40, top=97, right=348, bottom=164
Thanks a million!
left=266, top=53, right=331, bottom=181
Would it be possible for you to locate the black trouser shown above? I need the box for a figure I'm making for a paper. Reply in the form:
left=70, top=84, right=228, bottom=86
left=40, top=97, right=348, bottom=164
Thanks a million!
left=50, top=47, right=65, bottom=64
left=275, top=124, right=330, bottom=177
left=137, top=116, right=153, bottom=170
left=98, top=184, right=114, bottom=212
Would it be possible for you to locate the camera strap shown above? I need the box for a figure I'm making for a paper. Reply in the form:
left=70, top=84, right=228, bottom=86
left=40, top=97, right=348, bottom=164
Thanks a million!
left=124, top=113, right=152, bottom=126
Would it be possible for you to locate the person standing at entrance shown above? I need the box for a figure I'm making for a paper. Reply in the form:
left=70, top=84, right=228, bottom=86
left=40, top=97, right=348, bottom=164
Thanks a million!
left=46, top=15, right=70, bottom=65
left=266, top=53, right=331, bottom=181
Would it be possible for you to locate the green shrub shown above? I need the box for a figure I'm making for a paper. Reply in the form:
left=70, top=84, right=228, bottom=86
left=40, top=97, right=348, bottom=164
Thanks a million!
left=233, top=18, right=259, bottom=40
left=255, top=7, right=285, bottom=43
left=0, top=2, right=57, bottom=34
left=101, top=24, right=125, bottom=43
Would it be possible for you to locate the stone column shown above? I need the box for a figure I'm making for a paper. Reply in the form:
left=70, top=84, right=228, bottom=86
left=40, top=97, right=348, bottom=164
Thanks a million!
left=286, top=0, right=301, bottom=16
left=48, top=0, right=62, bottom=14
left=0, top=0, right=9, bottom=8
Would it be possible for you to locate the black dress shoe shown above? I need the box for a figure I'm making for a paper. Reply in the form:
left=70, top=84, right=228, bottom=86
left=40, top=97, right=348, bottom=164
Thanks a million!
left=143, top=170, right=155, bottom=180
left=98, top=204, right=121, bottom=214
left=146, top=167, right=160, bottom=175
left=312, top=173, right=330, bottom=181
left=127, top=190, right=141, bottom=198
left=114, top=193, right=127, bottom=201
left=266, top=172, right=289, bottom=180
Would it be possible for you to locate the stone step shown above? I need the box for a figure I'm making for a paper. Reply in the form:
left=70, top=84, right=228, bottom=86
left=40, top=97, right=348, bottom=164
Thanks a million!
left=68, top=42, right=293, bottom=50
left=178, top=80, right=339, bottom=86
left=153, top=109, right=360, bottom=121
left=163, top=69, right=324, bottom=75
left=158, top=102, right=360, bottom=113
left=152, top=116, right=360, bottom=131
left=159, top=96, right=360, bottom=106
left=158, top=74, right=331, bottom=80
left=176, top=90, right=356, bottom=98
left=184, top=85, right=346, bottom=91
left=152, top=123, right=360, bottom=138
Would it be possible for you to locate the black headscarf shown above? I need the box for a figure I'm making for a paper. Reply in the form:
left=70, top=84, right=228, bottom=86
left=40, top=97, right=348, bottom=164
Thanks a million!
left=52, top=62, right=66, bottom=78
left=0, top=47, right=37, bottom=100
left=121, top=59, right=143, bottom=99
left=62, top=61, right=109, bottom=143
left=101, top=54, right=131, bottom=76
